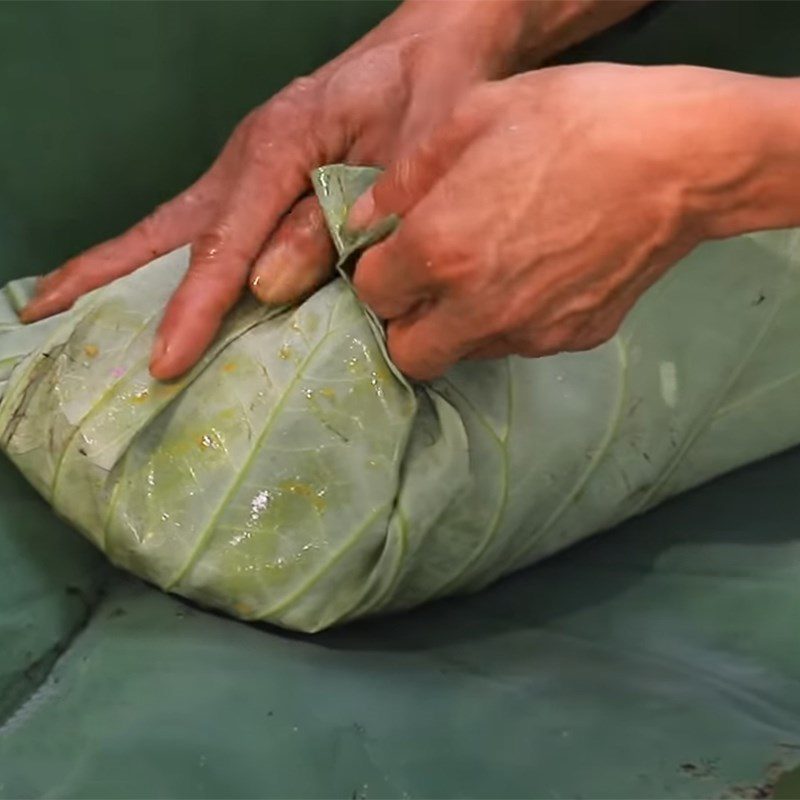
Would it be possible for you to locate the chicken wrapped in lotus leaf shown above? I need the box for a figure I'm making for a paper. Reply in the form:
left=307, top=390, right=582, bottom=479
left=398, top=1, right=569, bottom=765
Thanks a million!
left=0, top=165, right=798, bottom=632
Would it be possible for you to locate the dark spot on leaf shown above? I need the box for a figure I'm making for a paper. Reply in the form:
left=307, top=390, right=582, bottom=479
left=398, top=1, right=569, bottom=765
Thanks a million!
left=680, top=758, right=718, bottom=779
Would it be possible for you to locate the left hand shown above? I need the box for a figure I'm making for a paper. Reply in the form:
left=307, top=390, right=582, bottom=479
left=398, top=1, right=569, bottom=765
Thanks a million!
left=348, top=63, right=769, bottom=381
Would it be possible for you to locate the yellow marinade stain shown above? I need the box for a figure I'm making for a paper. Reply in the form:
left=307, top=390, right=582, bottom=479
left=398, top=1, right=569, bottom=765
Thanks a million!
left=233, top=602, right=254, bottom=617
left=222, top=362, right=237, bottom=373
left=131, top=389, right=150, bottom=404
left=317, top=387, right=336, bottom=400
left=83, top=344, right=99, bottom=358
left=373, top=364, right=391, bottom=383
left=153, top=380, right=183, bottom=398
left=277, top=480, right=327, bottom=513
left=278, top=344, right=293, bottom=360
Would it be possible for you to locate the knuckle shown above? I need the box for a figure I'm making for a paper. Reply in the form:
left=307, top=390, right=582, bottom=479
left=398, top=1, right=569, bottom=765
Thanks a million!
left=291, top=198, right=326, bottom=236
left=245, top=101, right=312, bottom=161
left=246, top=128, right=319, bottom=176
left=190, top=225, right=249, bottom=276
left=225, top=108, right=261, bottom=152
left=192, top=226, right=229, bottom=263
left=285, top=75, right=319, bottom=99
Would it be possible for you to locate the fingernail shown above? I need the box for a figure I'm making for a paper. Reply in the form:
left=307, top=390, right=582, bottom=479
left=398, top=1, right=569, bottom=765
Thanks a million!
left=250, top=246, right=294, bottom=304
left=19, top=296, right=46, bottom=323
left=253, top=269, right=296, bottom=305
left=347, top=189, right=375, bottom=231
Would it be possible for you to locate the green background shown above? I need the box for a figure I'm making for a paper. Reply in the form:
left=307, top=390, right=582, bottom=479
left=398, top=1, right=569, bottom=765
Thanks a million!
left=1, top=2, right=799, bottom=797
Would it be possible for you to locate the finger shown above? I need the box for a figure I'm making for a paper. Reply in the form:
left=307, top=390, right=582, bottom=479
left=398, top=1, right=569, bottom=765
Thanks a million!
left=20, top=177, right=220, bottom=323
left=347, top=114, right=478, bottom=231
left=21, top=105, right=262, bottom=325
left=150, top=139, right=322, bottom=380
left=353, top=227, right=437, bottom=320
left=386, top=300, right=475, bottom=382
left=249, top=195, right=335, bottom=305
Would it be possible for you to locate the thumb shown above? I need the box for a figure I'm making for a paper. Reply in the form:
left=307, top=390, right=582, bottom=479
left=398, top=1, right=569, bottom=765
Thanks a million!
left=347, top=114, right=478, bottom=230
left=347, top=150, right=439, bottom=232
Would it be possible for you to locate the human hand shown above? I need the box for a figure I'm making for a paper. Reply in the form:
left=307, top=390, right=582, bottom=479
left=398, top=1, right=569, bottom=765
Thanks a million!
left=21, top=1, right=526, bottom=379
left=349, top=63, right=794, bottom=380
left=20, top=1, right=652, bottom=381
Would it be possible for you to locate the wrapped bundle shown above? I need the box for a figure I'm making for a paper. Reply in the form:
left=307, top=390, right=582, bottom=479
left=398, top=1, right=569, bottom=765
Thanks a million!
left=0, top=166, right=797, bottom=631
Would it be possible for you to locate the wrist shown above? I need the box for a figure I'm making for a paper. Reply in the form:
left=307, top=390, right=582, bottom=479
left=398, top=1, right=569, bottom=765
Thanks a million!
left=683, top=73, right=800, bottom=241
left=385, top=1, right=535, bottom=80
left=355, top=1, right=653, bottom=82
left=390, top=1, right=652, bottom=76
left=520, top=1, right=654, bottom=66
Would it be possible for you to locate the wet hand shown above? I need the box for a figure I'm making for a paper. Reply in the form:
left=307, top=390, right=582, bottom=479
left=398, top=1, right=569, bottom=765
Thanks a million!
left=21, top=1, right=521, bottom=379
left=349, top=64, right=771, bottom=380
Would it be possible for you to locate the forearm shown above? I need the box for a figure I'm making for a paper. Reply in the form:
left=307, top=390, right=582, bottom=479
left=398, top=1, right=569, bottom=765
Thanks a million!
left=468, top=0, right=657, bottom=74
left=509, top=0, right=656, bottom=67
left=342, top=1, right=654, bottom=81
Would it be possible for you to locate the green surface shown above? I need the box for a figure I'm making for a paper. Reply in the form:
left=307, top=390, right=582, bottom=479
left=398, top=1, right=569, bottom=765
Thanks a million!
left=1, top=1, right=800, bottom=797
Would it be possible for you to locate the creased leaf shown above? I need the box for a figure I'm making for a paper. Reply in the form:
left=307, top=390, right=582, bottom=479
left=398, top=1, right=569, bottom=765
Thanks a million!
left=0, top=165, right=799, bottom=632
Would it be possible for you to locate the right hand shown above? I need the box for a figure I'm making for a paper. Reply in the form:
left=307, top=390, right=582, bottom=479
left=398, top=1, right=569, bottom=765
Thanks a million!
left=21, top=1, right=521, bottom=379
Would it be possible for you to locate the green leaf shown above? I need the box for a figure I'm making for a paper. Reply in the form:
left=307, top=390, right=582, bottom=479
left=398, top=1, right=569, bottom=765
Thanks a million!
left=1, top=168, right=800, bottom=636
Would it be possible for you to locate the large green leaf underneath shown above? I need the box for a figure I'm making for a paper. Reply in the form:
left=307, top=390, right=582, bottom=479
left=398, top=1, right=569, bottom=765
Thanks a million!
left=2, top=169, right=800, bottom=796
left=1, top=448, right=799, bottom=799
